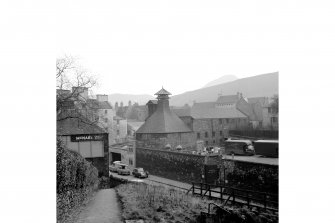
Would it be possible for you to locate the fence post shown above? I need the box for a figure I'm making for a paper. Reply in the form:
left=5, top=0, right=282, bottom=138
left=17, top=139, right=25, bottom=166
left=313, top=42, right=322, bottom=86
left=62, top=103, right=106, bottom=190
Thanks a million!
left=209, top=184, right=211, bottom=198
left=200, top=183, right=203, bottom=196
left=232, top=189, right=235, bottom=204
left=220, top=186, right=223, bottom=201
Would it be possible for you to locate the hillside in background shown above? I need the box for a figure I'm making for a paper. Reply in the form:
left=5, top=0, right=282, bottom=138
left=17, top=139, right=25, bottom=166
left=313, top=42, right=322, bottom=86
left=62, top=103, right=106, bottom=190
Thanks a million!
left=170, top=72, right=278, bottom=106
left=108, top=94, right=155, bottom=106
left=202, top=75, right=238, bottom=88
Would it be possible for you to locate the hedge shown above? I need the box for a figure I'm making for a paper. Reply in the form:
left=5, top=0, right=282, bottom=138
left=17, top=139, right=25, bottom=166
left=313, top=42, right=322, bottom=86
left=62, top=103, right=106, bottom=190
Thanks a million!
left=57, top=141, right=99, bottom=222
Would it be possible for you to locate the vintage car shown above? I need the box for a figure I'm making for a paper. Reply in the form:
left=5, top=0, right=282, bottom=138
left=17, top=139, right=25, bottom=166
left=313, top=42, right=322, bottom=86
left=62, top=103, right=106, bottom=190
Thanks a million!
left=223, top=139, right=255, bottom=156
left=109, top=161, right=122, bottom=172
left=132, top=168, right=149, bottom=178
left=117, top=163, right=131, bottom=175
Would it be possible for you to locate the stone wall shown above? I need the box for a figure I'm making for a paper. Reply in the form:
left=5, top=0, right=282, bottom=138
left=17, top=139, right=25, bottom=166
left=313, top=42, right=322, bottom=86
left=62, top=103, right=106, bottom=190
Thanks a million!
left=136, top=147, right=206, bottom=183
left=219, top=159, right=278, bottom=193
left=136, top=147, right=278, bottom=193
left=136, top=132, right=196, bottom=150
left=192, top=119, right=230, bottom=146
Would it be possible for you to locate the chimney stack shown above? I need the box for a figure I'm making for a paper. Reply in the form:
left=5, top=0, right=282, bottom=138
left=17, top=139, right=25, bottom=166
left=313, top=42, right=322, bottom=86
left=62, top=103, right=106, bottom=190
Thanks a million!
left=96, top=94, right=108, bottom=102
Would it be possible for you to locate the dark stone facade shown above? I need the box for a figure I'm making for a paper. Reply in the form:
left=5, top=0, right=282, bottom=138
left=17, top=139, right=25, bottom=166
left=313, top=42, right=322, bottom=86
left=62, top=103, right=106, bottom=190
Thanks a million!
left=136, top=147, right=206, bottom=183
left=86, top=133, right=109, bottom=178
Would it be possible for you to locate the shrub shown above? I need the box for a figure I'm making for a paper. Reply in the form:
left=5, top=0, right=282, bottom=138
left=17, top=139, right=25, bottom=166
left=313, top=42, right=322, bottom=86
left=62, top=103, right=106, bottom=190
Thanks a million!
left=57, top=143, right=99, bottom=222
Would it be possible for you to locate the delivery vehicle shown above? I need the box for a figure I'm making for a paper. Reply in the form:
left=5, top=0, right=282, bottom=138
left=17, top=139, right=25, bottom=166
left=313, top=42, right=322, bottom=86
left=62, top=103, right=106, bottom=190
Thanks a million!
left=132, top=168, right=149, bottom=178
left=223, top=139, right=255, bottom=156
left=117, top=163, right=131, bottom=175
left=254, top=140, right=279, bottom=158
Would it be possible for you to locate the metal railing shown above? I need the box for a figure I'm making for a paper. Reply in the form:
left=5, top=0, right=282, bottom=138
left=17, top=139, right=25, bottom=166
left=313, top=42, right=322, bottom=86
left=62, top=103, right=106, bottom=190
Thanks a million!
left=190, top=182, right=278, bottom=211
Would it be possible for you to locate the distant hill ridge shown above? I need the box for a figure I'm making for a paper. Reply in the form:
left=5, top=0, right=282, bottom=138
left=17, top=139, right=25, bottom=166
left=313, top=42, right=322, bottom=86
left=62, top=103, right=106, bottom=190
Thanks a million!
left=169, top=72, right=278, bottom=106
left=108, top=93, right=155, bottom=106
left=203, top=75, right=238, bottom=88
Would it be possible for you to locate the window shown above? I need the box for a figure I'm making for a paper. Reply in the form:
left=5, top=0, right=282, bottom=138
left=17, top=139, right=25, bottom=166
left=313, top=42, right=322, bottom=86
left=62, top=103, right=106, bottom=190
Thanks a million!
left=129, top=147, right=133, bottom=153
left=197, top=132, right=200, bottom=139
left=205, top=141, right=209, bottom=145
left=105, top=110, right=108, bottom=114
left=220, top=131, right=223, bottom=136
left=205, top=132, right=208, bottom=138
left=212, top=131, right=215, bottom=137
left=219, top=119, right=222, bottom=124
left=129, top=158, right=133, bottom=165
left=213, top=140, right=216, bottom=144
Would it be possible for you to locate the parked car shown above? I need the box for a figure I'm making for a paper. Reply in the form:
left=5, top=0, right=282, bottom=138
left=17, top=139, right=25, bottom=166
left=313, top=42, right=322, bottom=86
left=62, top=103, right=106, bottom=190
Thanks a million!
left=223, top=139, right=255, bottom=156
left=132, top=168, right=149, bottom=178
left=109, top=161, right=122, bottom=172
left=117, top=163, right=131, bottom=175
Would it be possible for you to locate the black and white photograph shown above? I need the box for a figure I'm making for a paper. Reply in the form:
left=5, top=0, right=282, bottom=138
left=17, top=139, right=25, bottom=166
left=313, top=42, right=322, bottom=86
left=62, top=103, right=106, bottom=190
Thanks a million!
left=1, top=0, right=335, bottom=223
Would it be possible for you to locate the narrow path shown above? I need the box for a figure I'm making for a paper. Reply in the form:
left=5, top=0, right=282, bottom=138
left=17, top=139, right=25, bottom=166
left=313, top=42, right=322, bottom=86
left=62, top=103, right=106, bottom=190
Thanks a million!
left=74, top=189, right=122, bottom=223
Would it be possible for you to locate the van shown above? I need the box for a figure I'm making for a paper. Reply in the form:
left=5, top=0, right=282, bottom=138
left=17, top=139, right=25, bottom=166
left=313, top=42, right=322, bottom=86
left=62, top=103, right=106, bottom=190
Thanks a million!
left=223, top=139, right=255, bottom=156
left=254, top=140, right=278, bottom=158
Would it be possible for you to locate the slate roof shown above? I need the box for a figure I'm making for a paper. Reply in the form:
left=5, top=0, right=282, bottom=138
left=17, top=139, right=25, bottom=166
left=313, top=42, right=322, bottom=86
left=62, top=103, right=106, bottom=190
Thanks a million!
left=137, top=99, right=191, bottom=134
left=127, top=121, right=144, bottom=131
left=87, top=99, right=113, bottom=109
left=147, top=100, right=158, bottom=105
left=216, top=95, right=239, bottom=104
left=247, top=97, right=270, bottom=107
left=57, top=117, right=106, bottom=135
left=190, top=107, right=247, bottom=119
left=172, top=106, right=247, bottom=119
left=155, top=88, right=171, bottom=95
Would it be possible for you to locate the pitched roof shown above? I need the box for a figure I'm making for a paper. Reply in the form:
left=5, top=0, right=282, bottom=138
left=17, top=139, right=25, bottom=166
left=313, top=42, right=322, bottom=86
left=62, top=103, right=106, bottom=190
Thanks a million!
left=147, top=100, right=158, bottom=105
left=247, top=97, right=270, bottom=107
left=155, top=88, right=171, bottom=95
left=57, top=117, right=106, bottom=135
left=136, top=101, right=191, bottom=134
left=172, top=106, right=247, bottom=119
left=193, top=102, right=216, bottom=109
left=87, top=99, right=113, bottom=109
left=127, top=121, right=144, bottom=131
left=190, top=107, right=247, bottom=119
left=216, top=95, right=239, bottom=104
left=172, top=108, right=192, bottom=117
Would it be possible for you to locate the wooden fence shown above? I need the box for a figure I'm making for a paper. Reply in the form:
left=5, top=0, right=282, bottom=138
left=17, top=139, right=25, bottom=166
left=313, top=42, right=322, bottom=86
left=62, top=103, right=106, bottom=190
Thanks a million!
left=188, top=182, right=278, bottom=211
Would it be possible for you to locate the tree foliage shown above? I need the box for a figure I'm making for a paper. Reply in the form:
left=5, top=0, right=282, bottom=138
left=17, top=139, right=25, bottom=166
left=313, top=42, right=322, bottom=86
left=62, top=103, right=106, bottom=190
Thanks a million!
left=270, top=94, right=278, bottom=114
left=56, top=56, right=98, bottom=123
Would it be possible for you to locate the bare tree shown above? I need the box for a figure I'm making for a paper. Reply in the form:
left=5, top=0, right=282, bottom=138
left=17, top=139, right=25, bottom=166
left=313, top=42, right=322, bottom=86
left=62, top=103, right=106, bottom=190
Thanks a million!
left=56, top=55, right=99, bottom=124
left=270, top=94, right=279, bottom=114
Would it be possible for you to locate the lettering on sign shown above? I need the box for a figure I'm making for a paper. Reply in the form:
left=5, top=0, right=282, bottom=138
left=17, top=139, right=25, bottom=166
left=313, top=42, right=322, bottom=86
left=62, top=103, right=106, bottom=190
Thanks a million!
left=71, top=134, right=104, bottom=142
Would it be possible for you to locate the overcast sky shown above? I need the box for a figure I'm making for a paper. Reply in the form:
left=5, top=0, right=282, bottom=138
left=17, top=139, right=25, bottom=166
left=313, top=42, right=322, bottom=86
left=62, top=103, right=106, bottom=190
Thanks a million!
left=56, top=1, right=332, bottom=96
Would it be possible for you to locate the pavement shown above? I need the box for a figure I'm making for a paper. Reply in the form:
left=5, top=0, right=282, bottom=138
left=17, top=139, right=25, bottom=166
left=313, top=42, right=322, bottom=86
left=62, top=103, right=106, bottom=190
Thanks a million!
left=110, top=172, right=192, bottom=191
left=223, top=154, right=278, bottom=165
left=74, top=189, right=122, bottom=223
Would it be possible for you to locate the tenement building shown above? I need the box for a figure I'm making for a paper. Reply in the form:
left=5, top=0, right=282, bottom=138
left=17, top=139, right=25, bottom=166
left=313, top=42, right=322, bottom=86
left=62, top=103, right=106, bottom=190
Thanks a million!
left=136, top=88, right=196, bottom=150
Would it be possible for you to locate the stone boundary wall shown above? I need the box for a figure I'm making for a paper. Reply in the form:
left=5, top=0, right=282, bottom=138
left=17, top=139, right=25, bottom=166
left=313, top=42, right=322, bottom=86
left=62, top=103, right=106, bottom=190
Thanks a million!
left=219, top=159, right=278, bottom=194
left=136, top=147, right=206, bottom=183
left=136, top=147, right=278, bottom=194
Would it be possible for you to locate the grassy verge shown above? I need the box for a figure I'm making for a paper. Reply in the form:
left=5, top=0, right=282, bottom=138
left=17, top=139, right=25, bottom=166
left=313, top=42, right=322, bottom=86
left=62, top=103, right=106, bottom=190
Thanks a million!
left=116, top=182, right=278, bottom=223
left=116, top=183, right=211, bottom=223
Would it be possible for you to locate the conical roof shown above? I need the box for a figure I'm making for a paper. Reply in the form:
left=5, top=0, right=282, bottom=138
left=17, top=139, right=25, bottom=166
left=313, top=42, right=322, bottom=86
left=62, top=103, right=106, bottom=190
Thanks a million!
left=137, top=88, right=191, bottom=134
left=154, top=87, right=171, bottom=96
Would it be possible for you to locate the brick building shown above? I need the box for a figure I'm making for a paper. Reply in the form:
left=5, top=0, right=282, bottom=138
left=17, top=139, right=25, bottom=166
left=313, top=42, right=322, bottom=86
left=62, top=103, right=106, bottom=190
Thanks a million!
left=136, top=88, right=196, bottom=151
